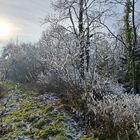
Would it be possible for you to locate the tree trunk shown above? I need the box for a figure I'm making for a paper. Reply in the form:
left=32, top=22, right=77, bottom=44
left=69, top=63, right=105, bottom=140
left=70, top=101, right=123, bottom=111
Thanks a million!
left=79, top=0, right=85, bottom=79
left=132, top=0, right=138, bottom=93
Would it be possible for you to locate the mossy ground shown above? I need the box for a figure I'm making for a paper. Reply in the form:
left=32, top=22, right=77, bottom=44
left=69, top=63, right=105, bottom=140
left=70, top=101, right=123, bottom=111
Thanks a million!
left=0, top=81, right=68, bottom=139
left=0, top=81, right=138, bottom=140
left=0, top=81, right=96, bottom=140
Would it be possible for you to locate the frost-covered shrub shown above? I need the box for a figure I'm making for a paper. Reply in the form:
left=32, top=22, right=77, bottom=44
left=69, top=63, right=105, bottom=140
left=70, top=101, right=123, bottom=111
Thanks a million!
left=0, top=43, right=41, bottom=83
left=91, top=73, right=125, bottom=95
left=87, top=93, right=140, bottom=139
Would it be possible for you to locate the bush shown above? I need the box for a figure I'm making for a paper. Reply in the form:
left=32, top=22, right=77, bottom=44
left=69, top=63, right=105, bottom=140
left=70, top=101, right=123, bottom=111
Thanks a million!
left=85, top=93, right=140, bottom=139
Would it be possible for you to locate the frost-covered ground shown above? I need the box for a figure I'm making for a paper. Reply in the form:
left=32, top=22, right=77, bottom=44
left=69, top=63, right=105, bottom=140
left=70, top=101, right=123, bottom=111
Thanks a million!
left=0, top=82, right=88, bottom=140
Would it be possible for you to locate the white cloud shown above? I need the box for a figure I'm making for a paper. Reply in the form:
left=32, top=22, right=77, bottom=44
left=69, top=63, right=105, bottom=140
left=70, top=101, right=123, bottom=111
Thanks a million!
left=0, top=0, right=52, bottom=43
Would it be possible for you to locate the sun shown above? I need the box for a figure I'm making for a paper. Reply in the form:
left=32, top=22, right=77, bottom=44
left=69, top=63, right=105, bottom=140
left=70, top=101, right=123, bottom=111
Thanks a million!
left=0, top=22, right=11, bottom=37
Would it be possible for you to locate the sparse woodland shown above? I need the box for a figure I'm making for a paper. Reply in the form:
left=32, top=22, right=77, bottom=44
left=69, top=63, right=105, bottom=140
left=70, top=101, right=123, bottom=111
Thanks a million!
left=0, top=0, right=140, bottom=139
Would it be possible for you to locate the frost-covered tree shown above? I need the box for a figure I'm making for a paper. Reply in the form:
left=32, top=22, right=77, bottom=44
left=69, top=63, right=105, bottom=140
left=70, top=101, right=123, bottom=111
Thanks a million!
left=38, top=25, right=81, bottom=87
left=0, top=43, right=40, bottom=83
left=121, top=0, right=140, bottom=93
left=46, top=0, right=110, bottom=80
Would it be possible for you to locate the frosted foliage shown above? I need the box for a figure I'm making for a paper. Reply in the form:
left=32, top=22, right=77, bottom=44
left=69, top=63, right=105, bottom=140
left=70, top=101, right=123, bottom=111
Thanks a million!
left=89, top=93, right=140, bottom=137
